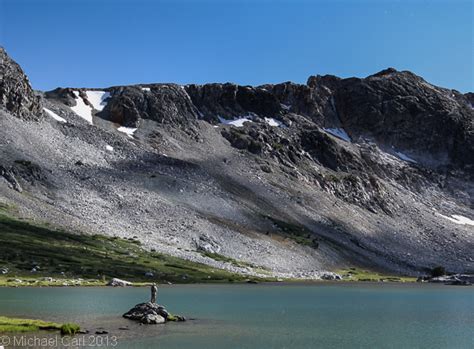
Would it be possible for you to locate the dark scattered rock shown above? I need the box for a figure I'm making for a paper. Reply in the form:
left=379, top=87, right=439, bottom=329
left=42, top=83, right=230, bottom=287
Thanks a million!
left=221, top=126, right=264, bottom=155
left=95, top=330, right=109, bottom=335
left=261, top=164, right=272, bottom=173
left=11, top=159, right=49, bottom=186
left=0, top=165, right=22, bottom=192
left=320, top=272, right=342, bottom=280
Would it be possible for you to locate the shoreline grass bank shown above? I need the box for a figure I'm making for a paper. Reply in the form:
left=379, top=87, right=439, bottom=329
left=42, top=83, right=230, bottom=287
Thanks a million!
left=0, top=316, right=80, bottom=334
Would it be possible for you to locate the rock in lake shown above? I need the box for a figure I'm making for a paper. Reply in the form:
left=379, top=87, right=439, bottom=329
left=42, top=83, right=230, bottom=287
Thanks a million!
left=123, top=302, right=186, bottom=324
left=142, top=314, right=165, bottom=324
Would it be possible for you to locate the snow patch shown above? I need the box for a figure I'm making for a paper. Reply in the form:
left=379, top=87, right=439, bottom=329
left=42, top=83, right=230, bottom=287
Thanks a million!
left=43, top=108, right=66, bottom=123
left=395, top=151, right=417, bottom=163
left=264, top=117, right=282, bottom=127
left=438, top=214, right=474, bottom=226
left=218, top=116, right=253, bottom=127
left=70, top=91, right=94, bottom=124
left=142, top=87, right=151, bottom=92
left=280, top=103, right=291, bottom=111
left=105, top=145, right=114, bottom=152
left=323, top=128, right=351, bottom=142
left=117, top=126, right=137, bottom=138
left=86, top=91, right=110, bottom=111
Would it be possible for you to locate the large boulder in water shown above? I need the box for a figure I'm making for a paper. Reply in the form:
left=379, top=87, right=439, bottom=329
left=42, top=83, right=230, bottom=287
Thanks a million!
left=123, top=302, right=186, bottom=324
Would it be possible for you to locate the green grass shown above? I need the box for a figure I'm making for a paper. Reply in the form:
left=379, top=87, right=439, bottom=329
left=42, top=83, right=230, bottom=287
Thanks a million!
left=337, top=267, right=417, bottom=282
left=0, top=316, right=79, bottom=334
left=201, top=252, right=261, bottom=270
left=60, top=323, right=80, bottom=335
left=0, top=206, right=260, bottom=285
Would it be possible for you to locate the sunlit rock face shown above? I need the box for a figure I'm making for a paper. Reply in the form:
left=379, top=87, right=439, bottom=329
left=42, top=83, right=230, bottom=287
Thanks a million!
left=0, top=47, right=43, bottom=120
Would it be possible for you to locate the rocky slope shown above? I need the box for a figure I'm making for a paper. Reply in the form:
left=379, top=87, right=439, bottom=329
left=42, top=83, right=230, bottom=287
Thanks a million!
left=0, top=46, right=473, bottom=278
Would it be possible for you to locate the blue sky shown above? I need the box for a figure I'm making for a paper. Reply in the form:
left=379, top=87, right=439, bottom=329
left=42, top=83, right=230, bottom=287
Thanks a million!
left=0, top=0, right=472, bottom=92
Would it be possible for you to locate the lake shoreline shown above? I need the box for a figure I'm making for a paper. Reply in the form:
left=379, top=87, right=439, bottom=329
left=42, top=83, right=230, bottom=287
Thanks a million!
left=0, top=284, right=472, bottom=348
left=2, top=278, right=453, bottom=289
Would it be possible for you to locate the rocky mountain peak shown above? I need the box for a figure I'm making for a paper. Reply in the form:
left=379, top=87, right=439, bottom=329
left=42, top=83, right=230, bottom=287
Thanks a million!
left=0, top=47, right=473, bottom=277
left=368, top=67, right=399, bottom=77
left=0, top=47, right=43, bottom=120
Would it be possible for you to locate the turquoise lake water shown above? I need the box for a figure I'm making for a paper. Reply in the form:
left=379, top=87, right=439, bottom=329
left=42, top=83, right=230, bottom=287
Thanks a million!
left=0, top=283, right=472, bottom=348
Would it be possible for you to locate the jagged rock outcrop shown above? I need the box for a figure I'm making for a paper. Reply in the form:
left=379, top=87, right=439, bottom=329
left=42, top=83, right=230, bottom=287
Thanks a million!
left=0, top=47, right=42, bottom=120
left=185, top=83, right=282, bottom=121
left=330, top=69, right=474, bottom=169
left=44, top=88, right=78, bottom=107
left=103, top=84, right=199, bottom=127
left=43, top=66, right=473, bottom=174
left=0, top=165, right=22, bottom=192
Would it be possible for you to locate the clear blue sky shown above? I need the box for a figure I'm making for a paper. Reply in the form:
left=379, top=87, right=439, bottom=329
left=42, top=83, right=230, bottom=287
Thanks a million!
left=1, top=0, right=472, bottom=92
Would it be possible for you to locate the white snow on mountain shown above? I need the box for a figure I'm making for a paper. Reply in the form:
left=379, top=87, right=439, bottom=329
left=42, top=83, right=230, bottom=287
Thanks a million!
left=43, top=107, right=66, bottom=123
left=395, top=151, right=417, bottom=163
left=323, top=128, right=351, bottom=142
left=118, top=126, right=137, bottom=138
left=70, top=91, right=94, bottom=124
left=86, top=91, right=110, bottom=111
left=264, top=117, right=282, bottom=127
left=219, top=116, right=253, bottom=127
left=438, top=213, right=474, bottom=226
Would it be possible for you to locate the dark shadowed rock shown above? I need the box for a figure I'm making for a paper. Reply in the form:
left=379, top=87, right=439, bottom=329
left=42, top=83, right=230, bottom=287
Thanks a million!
left=102, top=84, right=199, bottom=127
left=185, top=83, right=281, bottom=121
left=331, top=69, right=474, bottom=169
left=44, top=88, right=77, bottom=107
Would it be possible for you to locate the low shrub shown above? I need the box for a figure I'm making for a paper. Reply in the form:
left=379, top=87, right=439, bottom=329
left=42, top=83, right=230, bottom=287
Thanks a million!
left=431, top=266, right=446, bottom=277
left=60, top=323, right=80, bottom=335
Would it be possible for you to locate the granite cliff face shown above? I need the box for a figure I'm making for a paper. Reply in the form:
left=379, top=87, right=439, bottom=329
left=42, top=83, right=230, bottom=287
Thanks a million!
left=1, top=47, right=473, bottom=278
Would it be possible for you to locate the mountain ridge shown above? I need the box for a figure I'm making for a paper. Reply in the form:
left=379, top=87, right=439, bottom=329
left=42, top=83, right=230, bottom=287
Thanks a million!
left=1, top=46, right=473, bottom=279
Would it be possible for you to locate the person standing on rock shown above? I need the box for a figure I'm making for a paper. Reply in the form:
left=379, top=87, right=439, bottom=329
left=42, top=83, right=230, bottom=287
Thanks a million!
left=150, top=283, right=158, bottom=303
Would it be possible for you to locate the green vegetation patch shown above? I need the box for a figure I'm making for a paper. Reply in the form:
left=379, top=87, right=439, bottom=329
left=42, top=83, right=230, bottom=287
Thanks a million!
left=0, top=316, right=79, bottom=334
left=264, top=216, right=320, bottom=248
left=0, top=211, right=256, bottom=285
left=60, top=323, right=81, bottom=335
left=337, top=267, right=416, bottom=283
left=201, top=251, right=261, bottom=269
